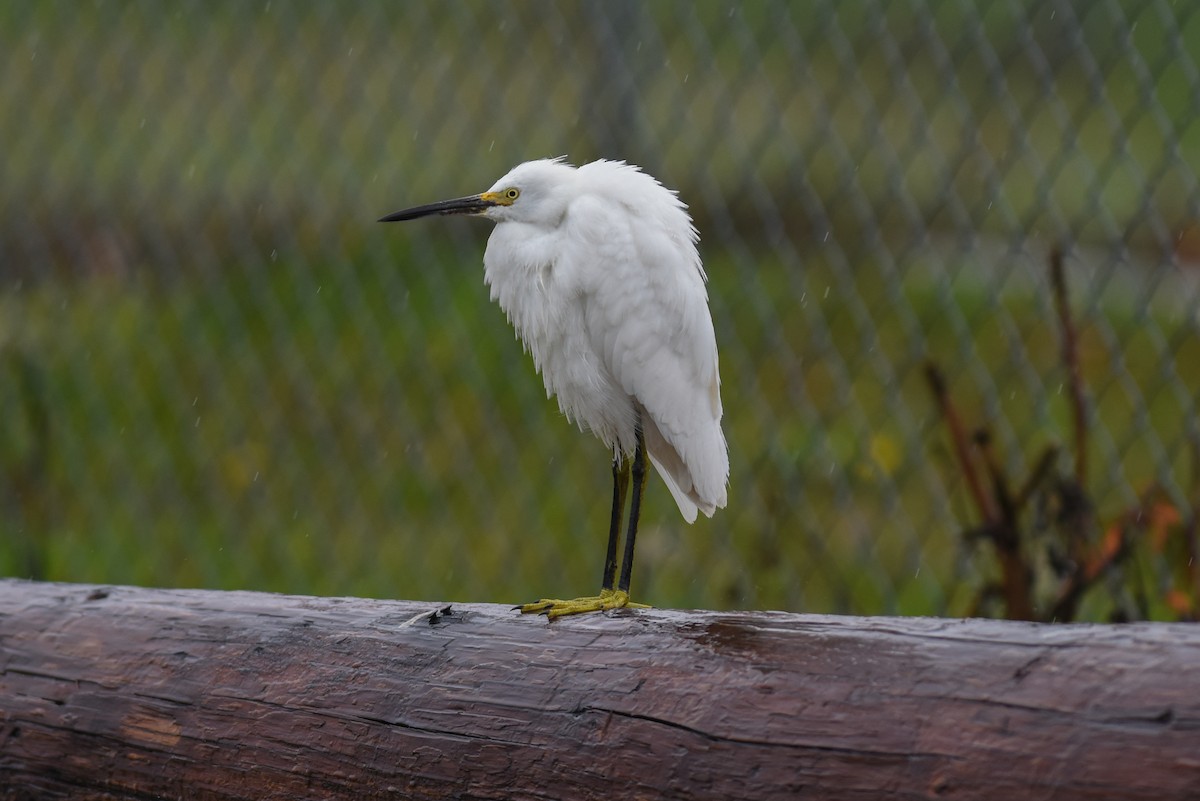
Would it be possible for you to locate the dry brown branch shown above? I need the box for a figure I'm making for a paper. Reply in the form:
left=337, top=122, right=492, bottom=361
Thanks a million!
left=1049, top=247, right=1088, bottom=487
left=924, top=363, right=998, bottom=526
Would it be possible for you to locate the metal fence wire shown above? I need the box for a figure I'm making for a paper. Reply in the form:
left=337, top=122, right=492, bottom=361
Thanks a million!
left=1, top=1, right=1198, bottom=618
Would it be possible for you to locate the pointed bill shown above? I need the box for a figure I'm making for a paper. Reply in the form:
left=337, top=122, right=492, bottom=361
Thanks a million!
left=379, top=192, right=504, bottom=222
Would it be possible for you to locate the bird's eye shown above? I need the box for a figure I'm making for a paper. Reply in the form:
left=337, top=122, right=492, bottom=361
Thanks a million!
left=505, top=188, right=520, bottom=200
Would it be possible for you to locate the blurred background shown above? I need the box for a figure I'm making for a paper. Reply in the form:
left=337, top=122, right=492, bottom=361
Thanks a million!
left=1, top=1, right=1198, bottom=619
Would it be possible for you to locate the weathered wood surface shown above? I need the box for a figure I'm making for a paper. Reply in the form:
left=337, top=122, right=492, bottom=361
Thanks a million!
left=0, top=580, right=1198, bottom=800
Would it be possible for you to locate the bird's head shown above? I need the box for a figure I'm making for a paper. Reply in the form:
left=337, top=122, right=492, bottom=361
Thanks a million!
left=379, top=158, right=574, bottom=227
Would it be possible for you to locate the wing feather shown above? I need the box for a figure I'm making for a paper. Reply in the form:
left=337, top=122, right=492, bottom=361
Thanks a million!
left=561, top=166, right=728, bottom=520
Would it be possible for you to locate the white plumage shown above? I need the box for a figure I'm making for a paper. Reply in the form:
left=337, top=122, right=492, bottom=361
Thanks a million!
left=479, top=158, right=728, bottom=522
left=380, top=157, right=727, bottom=615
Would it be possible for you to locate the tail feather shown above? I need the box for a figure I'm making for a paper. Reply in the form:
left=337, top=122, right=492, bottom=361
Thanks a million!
left=641, top=414, right=727, bottom=524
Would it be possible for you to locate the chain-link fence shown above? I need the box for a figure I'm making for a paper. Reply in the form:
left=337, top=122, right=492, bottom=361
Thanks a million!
left=2, top=2, right=1197, bottom=618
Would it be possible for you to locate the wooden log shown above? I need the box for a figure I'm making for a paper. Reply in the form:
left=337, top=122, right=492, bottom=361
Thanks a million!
left=0, top=579, right=1198, bottom=800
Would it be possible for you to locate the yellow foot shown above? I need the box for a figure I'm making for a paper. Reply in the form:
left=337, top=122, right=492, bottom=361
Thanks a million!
left=516, top=588, right=651, bottom=620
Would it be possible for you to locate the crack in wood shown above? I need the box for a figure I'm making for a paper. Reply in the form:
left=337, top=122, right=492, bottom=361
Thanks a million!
left=4, top=581, right=1200, bottom=800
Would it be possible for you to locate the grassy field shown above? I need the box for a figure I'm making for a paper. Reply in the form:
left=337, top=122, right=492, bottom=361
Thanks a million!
left=1, top=3, right=1197, bottom=617
left=3, top=233, right=1196, bottom=616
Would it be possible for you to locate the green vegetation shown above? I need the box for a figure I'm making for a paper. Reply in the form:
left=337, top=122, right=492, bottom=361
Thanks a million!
left=1, top=3, right=1196, bottom=616
left=3, top=238, right=1195, bottom=615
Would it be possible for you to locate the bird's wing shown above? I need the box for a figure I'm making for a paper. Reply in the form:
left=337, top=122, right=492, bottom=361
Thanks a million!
left=562, top=193, right=729, bottom=521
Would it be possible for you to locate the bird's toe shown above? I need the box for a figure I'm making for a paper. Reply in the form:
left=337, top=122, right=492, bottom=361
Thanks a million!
left=516, top=589, right=650, bottom=619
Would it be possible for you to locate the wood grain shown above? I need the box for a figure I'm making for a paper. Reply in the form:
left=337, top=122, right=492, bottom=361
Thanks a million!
left=1, top=580, right=1198, bottom=799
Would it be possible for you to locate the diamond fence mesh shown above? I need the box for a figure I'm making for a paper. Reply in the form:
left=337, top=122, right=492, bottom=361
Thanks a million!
left=1, top=2, right=1198, bottom=617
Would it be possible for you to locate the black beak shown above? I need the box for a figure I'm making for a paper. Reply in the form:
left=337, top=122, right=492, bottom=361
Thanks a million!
left=378, top=194, right=497, bottom=222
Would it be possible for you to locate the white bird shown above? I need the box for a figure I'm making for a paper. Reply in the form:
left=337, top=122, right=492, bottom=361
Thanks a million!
left=380, top=158, right=728, bottom=617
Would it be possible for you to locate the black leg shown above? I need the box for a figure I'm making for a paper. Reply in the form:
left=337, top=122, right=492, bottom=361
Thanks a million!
left=617, top=422, right=647, bottom=595
left=601, top=455, right=629, bottom=592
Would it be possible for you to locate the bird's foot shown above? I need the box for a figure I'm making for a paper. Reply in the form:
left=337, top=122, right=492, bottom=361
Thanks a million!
left=516, top=588, right=650, bottom=619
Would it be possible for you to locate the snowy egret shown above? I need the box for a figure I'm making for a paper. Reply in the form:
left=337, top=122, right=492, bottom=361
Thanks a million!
left=380, top=158, right=728, bottom=617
